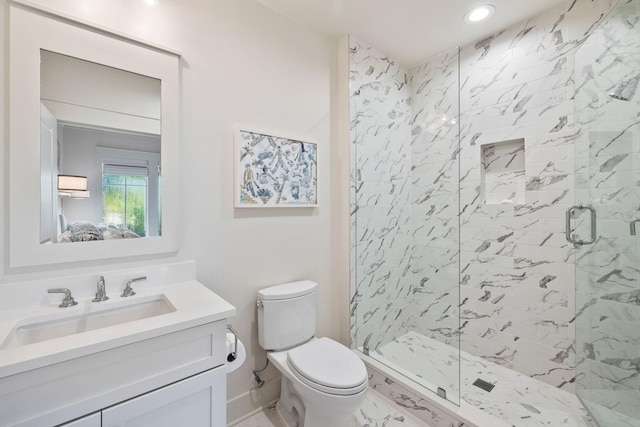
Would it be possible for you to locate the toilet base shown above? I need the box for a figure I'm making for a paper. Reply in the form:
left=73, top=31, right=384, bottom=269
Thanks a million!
left=276, top=376, right=305, bottom=427
left=276, top=399, right=300, bottom=427
left=275, top=375, right=361, bottom=427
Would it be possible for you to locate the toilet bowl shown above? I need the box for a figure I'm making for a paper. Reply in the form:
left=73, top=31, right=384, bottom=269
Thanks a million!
left=257, top=281, right=368, bottom=427
left=269, top=337, right=368, bottom=427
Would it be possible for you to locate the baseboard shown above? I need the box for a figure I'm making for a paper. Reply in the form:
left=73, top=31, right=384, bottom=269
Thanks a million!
left=226, top=377, right=280, bottom=426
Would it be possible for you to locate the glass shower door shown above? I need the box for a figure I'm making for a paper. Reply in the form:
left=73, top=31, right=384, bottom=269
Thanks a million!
left=574, top=1, right=640, bottom=425
left=350, top=39, right=460, bottom=405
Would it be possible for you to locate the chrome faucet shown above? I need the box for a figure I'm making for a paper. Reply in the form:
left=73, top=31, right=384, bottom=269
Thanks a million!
left=122, top=276, right=146, bottom=297
left=93, top=275, right=109, bottom=302
left=48, top=288, right=78, bottom=308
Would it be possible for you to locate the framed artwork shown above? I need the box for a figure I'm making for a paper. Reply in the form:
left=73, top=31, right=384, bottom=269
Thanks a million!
left=234, top=129, right=318, bottom=207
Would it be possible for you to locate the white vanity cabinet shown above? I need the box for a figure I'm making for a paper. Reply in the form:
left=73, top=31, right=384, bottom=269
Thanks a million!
left=1, top=320, right=229, bottom=427
left=0, top=268, right=235, bottom=427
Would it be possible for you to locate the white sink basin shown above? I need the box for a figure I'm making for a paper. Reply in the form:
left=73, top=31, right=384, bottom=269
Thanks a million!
left=0, top=295, right=175, bottom=349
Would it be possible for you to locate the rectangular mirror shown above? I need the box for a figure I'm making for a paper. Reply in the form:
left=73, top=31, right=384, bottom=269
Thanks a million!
left=10, top=2, right=180, bottom=267
left=40, top=50, right=162, bottom=244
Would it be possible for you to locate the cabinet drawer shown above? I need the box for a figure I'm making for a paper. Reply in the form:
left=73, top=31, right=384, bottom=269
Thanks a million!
left=102, top=367, right=225, bottom=427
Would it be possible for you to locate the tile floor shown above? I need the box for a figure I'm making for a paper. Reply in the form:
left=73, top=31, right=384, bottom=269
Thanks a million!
left=233, top=388, right=428, bottom=427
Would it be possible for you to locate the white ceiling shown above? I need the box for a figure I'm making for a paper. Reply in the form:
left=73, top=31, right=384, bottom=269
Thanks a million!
left=255, top=0, right=568, bottom=66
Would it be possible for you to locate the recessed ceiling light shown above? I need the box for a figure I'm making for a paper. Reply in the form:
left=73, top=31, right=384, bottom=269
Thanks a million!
left=464, top=4, right=495, bottom=23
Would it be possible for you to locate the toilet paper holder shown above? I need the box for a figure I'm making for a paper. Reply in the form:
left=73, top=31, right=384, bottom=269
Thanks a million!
left=226, top=325, right=238, bottom=362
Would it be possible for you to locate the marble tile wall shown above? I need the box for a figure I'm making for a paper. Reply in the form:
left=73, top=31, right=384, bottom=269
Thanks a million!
left=407, top=49, right=461, bottom=347
left=457, top=0, right=615, bottom=392
left=350, top=39, right=461, bottom=358
left=349, top=38, right=415, bottom=353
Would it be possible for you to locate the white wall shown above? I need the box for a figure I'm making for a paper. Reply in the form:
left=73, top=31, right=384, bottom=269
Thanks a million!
left=0, top=0, right=339, bottom=423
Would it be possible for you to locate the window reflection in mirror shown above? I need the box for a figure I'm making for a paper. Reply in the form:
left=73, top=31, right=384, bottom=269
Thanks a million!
left=98, top=147, right=161, bottom=238
left=39, top=50, right=161, bottom=244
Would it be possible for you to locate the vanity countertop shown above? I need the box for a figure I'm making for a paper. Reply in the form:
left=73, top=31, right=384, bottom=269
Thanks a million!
left=0, top=279, right=235, bottom=378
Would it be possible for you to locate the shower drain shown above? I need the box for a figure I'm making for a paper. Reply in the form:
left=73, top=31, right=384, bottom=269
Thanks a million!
left=472, top=378, right=495, bottom=392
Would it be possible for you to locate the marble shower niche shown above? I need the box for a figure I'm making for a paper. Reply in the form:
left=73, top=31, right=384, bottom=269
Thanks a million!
left=480, top=139, right=526, bottom=205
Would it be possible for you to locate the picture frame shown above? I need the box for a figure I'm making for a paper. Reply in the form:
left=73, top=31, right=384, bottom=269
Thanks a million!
left=234, top=128, right=318, bottom=208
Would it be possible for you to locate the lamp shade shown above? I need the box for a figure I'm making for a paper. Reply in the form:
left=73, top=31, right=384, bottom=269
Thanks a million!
left=58, top=175, right=87, bottom=191
left=58, top=175, right=90, bottom=199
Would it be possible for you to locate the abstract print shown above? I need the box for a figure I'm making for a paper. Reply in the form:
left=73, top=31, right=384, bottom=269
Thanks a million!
left=235, top=129, right=317, bottom=207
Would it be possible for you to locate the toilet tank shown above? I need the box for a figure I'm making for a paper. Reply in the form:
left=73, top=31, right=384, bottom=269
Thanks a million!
left=257, top=280, right=318, bottom=351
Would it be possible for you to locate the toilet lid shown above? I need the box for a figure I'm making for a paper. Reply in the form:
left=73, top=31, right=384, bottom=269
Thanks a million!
left=287, top=337, right=368, bottom=396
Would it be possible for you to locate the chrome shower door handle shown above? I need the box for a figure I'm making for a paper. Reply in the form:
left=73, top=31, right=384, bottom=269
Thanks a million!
left=582, top=205, right=596, bottom=244
left=566, top=204, right=596, bottom=247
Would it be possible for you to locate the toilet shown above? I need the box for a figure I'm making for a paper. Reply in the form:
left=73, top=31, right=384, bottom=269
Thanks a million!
left=257, top=280, right=368, bottom=427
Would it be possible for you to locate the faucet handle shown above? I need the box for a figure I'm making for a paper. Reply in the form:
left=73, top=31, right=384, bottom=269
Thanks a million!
left=122, top=276, right=146, bottom=297
left=48, top=288, right=78, bottom=308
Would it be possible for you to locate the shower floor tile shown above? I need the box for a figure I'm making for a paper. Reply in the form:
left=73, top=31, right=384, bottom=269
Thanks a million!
left=233, top=388, right=429, bottom=427
left=375, top=331, right=591, bottom=426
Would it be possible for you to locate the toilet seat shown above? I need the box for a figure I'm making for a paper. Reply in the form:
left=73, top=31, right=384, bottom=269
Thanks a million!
left=287, top=337, right=368, bottom=396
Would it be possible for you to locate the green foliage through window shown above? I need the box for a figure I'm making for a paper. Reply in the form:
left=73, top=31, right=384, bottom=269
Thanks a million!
left=102, top=175, right=147, bottom=236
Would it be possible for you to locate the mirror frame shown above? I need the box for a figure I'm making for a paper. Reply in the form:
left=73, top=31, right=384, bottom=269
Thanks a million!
left=9, top=2, right=181, bottom=268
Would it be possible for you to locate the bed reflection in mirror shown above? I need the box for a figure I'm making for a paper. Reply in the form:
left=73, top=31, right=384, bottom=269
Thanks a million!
left=39, top=50, right=161, bottom=244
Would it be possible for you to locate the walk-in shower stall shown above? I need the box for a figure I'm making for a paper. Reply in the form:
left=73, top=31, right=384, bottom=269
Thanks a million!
left=350, top=0, right=640, bottom=425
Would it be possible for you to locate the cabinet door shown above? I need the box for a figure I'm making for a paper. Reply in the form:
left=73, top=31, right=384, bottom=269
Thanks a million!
left=59, top=412, right=101, bottom=427
left=102, top=367, right=225, bottom=427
